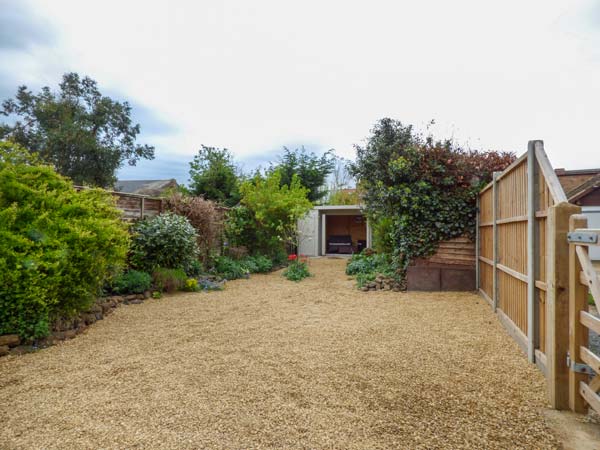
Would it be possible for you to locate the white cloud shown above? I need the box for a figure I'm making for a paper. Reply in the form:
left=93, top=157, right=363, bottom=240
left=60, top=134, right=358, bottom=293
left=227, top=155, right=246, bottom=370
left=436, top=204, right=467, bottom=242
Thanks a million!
left=4, top=0, right=600, bottom=182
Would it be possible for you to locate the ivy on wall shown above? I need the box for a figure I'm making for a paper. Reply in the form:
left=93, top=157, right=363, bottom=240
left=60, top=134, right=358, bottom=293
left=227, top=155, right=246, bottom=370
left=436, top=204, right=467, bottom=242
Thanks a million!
left=350, top=118, right=515, bottom=270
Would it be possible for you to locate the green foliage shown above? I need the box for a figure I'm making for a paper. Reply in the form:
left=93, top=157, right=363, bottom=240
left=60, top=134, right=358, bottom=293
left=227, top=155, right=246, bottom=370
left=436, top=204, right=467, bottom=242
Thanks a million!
left=371, top=217, right=395, bottom=254
left=111, top=270, right=152, bottom=295
left=248, top=255, right=273, bottom=273
left=131, top=212, right=199, bottom=272
left=152, top=268, right=187, bottom=292
left=350, top=118, right=515, bottom=269
left=185, top=259, right=203, bottom=277
left=0, top=73, right=154, bottom=187
left=0, top=143, right=129, bottom=339
left=184, top=278, right=200, bottom=292
left=212, top=255, right=249, bottom=280
left=271, top=147, right=335, bottom=203
left=346, top=251, right=396, bottom=288
left=327, top=189, right=360, bottom=205
left=152, top=290, right=162, bottom=299
left=283, top=261, right=311, bottom=281
left=188, top=146, right=240, bottom=206
left=226, top=170, right=312, bottom=257
left=164, top=192, right=221, bottom=262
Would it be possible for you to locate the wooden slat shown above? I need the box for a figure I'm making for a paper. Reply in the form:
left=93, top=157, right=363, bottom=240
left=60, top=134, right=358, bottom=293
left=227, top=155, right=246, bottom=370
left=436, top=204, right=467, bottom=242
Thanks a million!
left=535, top=349, right=548, bottom=377
left=580, top=346, right=600, bottom=375
left=576, top=245, right=600, bottom=302
left=496, top=215, right=528, bottom=225
left=497, top=263, right=528, bottom=283
left=589, top=376, right=600, bottom=393
left=581, top=311, right=600, bottom=334
left=479, top=288, right=493, bottom=306
left=581, top=271, right=589, bottom=287
left=580, top=381, right=600, bottom=415
left=535, top=280, right=547, bottom=292
left=479, top=256, right=494, bottom=266
left=479, top=153, right=528, bottom=193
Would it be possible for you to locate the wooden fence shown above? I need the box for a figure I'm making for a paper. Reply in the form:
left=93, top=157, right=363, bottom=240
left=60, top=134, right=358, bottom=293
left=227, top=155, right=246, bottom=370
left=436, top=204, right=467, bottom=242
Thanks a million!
left=477, top=140, right=581, bottom=409
left=567, top=215, right=600, bottom=414
left=75, top=186, right=164, bottom=220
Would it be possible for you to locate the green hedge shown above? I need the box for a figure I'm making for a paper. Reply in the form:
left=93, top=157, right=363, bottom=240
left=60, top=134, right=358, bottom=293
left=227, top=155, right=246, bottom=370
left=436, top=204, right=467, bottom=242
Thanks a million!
left=0, top=142, right=129, bottom=339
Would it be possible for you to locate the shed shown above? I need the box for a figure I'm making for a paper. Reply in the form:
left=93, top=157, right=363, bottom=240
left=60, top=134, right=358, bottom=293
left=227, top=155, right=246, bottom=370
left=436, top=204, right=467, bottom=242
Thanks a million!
left=297, top=205, right=372, bottom=257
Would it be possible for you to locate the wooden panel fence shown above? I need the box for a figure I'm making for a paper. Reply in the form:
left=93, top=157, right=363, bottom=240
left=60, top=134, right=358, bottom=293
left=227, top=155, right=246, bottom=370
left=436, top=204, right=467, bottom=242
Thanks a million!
left=75, top=186, right=164, bottom=220
left=477, top=140, right=581, bottom=410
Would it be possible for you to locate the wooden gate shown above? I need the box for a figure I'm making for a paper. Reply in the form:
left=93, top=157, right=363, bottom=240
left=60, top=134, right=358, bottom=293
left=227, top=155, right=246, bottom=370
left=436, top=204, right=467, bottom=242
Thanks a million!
left=477, top=140, right=580, bottom=409
left=567, top=215, right=600, bottom=414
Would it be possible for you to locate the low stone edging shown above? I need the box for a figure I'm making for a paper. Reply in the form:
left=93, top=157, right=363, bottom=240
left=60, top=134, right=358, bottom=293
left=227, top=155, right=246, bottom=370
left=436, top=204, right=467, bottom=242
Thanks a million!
left=0, top=291, right=150, bottom=358
left=360, top=274, right=406, bottom=292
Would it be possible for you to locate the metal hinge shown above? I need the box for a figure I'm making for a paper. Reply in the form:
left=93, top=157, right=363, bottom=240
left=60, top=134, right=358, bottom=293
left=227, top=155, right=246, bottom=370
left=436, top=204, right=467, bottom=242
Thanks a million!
left=567, top=231, right=598, bottom=244
left=567, top=352, right=595, bottom=375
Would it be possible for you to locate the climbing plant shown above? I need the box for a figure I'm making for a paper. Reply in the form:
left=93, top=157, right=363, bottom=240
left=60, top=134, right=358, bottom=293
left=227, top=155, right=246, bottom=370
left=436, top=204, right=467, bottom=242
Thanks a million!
left=350, top=118, right=515, bottom=270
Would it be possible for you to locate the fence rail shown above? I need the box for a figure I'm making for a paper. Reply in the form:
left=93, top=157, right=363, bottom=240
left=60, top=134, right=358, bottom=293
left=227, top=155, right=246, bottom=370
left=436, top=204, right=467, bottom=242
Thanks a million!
left=74, top=186, right=163, bottom=220
left=477, top=140, right=579, bottom=409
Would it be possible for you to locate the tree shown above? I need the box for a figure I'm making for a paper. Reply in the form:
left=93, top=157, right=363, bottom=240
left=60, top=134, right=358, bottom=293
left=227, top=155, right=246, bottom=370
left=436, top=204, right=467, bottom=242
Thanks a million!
left=226, top=170, right=312, bottom=257
left=188, top=145, right=241, bottom=206
left=0, top=73, right=155, bottom=187
left=271, top=146, right=336, bottom=203
left=350, top=118, right=515, bottom=269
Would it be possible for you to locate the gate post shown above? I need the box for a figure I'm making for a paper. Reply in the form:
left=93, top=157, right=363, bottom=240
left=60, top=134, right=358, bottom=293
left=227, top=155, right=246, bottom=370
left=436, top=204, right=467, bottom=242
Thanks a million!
left=546, top=202, right=580, bottom=409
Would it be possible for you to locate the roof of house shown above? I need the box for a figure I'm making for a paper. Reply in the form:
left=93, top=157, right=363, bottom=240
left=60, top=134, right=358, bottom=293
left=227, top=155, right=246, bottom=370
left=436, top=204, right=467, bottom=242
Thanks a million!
left=566, top=173, right=600, bottom=203
left=114, top=179, right=178, bottom=196
left=556, top=168, right=600, bottom=195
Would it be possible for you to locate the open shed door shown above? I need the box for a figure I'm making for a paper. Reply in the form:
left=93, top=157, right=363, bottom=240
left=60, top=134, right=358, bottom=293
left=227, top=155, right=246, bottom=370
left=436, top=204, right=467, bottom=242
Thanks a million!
left=297, top=210, right=318, bottom=256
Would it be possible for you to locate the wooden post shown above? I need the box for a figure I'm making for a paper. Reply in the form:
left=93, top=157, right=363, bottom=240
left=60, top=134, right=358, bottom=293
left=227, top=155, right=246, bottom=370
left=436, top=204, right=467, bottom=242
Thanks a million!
left=492, top=171, right=499, bottom=311
left=321, top=213, right=327, bottom=256
left=476, top=196, right=480, bottom=290
left=527, top=141, right=540, bottom=363
left=568, top=214, right=588, bottom=413
left=546, top=203, right=581, bottom=409
left=140, top=197, right=145, bottom=220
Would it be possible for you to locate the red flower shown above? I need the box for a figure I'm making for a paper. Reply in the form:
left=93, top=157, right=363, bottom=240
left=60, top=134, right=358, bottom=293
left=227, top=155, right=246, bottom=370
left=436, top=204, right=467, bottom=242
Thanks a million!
left=288, top=254, right=297, bottom=261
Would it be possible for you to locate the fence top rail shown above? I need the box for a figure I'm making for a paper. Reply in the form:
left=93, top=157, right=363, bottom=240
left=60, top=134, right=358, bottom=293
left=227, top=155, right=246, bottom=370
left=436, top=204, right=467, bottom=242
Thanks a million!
left=480, top=152, right=528, bottom=194
left=74, top=185, right=163, bottom=201
left=534, top=141, right=568, bottom=204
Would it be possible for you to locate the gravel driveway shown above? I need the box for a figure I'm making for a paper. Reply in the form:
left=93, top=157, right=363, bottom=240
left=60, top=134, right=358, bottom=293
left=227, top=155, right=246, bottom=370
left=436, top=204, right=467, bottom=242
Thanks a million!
left=0, top=258, right=558, bottom=449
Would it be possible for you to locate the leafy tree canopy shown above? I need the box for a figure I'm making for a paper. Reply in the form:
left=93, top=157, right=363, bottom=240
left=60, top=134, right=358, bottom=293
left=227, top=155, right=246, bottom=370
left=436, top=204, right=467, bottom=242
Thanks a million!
left=226, top=170, right=312, bottom=257
left=188, top=145, right=240, bottom=207
left=350, top=118, right=515, bottom=269
left=0, top=73, right=155, bottom=187
left=270, top=146, right=336, bottom=203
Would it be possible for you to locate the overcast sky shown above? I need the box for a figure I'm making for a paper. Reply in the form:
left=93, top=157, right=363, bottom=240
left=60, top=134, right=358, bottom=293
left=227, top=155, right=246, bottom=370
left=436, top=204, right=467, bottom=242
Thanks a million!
left=1, top=0, right=599, bottom=184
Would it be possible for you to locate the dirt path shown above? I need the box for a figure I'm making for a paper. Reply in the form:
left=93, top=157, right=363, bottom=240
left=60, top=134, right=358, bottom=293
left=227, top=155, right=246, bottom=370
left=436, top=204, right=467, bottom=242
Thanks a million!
left=0, top=258, right=558, bottom=449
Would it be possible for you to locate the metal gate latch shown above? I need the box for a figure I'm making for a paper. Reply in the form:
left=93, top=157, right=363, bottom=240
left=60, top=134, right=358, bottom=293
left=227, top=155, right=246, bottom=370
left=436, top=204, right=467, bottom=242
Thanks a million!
left=567, top=352, right=595, bottom=375
left=567, top=231, right=598, bottom=244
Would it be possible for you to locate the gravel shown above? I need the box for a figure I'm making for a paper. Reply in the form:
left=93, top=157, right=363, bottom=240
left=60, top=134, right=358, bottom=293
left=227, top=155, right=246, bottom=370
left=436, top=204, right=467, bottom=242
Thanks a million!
left=0, top=258, right=558, bottom=449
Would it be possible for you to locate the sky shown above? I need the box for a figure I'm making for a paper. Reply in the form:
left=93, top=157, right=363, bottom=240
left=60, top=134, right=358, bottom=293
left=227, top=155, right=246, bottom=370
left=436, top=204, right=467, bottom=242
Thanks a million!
left=1, top=0, right=600, bottom=185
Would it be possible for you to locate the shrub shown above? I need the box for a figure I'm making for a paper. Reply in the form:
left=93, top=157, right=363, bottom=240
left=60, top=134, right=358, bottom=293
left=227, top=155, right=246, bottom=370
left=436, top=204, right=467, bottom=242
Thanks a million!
left=225, top=170, right=312, bottom=258
left=283, top=261, right=311, bottom=282
left=111, top=270, right=152, bottom=294
left=184, top=278, right=200, bottom=292
left=185, top=259, right=203, bottom=277
left=350, top=118, right=515, bottom=270
left=252, top=255, right=273, bottom=273
left=212, top=255, right=248, bottom=280
left=152, top=268, right=187, bottom=292
left=131, top=212, right=199, bottom=272
left=163, top=192, right=222, bottom=261
left=0, top=142, right=129, bottom=339
left=346, top=251, right=397, bottom=288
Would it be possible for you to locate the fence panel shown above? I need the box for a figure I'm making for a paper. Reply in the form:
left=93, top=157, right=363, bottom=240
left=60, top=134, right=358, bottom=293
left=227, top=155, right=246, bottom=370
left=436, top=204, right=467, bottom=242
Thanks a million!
left=477, top=140, right=575, bottom=409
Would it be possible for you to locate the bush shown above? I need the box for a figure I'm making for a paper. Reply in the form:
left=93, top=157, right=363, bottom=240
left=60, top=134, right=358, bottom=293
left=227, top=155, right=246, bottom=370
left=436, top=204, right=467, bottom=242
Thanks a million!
left=152, top=268, right=187, bottom=292
left=131, top=212, right=199, bottom=272
left=111, top=270, right=152, bottom=294
left=185, top=259, right=203, bottom=277
left=225, top=170, right=312, bottom=258
left=183, top=278, right=200, bottom=292
left=163, top=192, right=222, bottom=261
left=212, top=255, right=249, bottom=280
left=346, top=251, right=397, bottom=288
left=0, top=142, right=129, bottom=339
left=252, top=255, right=273, bottom=273
left=283, top=261, right=311, bottom=281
